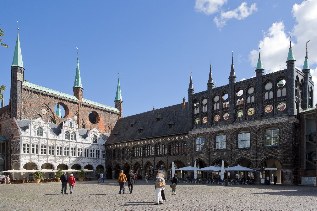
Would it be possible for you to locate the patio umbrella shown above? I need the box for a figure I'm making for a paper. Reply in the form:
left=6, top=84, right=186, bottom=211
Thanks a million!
left=194, top=161, right=197, bottom=180
left=220, top=160, right=225, bottom=181
left=225, top=165, right=254, bottom=172
left=200, top=166, right=221, bottom=172
left=171, top=162, right=176, bottom=178
left=176, top=166, right=200, bottom=171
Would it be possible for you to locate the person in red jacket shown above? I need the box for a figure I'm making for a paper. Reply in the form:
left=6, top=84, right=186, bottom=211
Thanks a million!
left=68, top=173, right=76, bottom=194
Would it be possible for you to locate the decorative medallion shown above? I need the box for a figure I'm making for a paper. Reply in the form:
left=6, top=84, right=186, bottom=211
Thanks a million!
left=223, top=113, right=229, bottom=120
left=247, top=108, right=255, bottom=116
left=237, top=110, right=243, bottom=118
left=41, top=108, right=47, bottom=115
left=202, top=116, right=208, bottom=124
left=265, top=105, right=273, bottom=113
left=195, top=118, right=200, bottom=125
left=214, top=115, right=220, bottom=122
left=277, top=102, right=286, bottom=111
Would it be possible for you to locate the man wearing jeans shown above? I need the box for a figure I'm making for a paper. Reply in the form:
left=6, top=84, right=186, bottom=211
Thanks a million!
left=117, top=170, right=127, bottom=194
left=60, top=172, right=68, bottom=194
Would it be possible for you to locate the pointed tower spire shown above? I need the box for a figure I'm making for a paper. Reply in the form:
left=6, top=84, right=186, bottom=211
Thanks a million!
left=115, top=77, right=122, bottom=101
left=12, top=29, right=23, bottom=67
left=256, top=49, right=264, bottom=69
left=189, top=74, right=194, bottom=90
left=303, top=40, right=310, bottom=69
left=114, top=75, right=123, bottom=118
left=207, top=64, right=214, bottom=89
left=73, top=48, right=83, bottom=88
left=287, top=39, right=295, bottom=61
left=230, top=51, right=235, bottom=77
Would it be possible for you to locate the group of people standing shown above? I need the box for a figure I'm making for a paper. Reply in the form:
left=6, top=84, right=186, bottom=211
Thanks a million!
left=60, top=172, right=76, bottom=194
left=117, top=169, right=178, bottom=205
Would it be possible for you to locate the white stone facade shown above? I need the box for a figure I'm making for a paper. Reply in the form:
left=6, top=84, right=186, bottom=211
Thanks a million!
left=18, top=118, right=107, bottom=171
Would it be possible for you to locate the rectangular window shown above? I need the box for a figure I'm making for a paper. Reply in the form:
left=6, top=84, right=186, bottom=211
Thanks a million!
left=40, top=145, right=47, bottom=155
left=96, top=150, right=100, bottom=158
left=31, top=144, right=38, bottom=154
left=23, top=143, right=30, bottom=154
left=71, top=147, right=76, bottom=157
left=238, top=132, right=251, bottom=148
left=64, top=147, right=69, bottom=156
left=102, top=150, right=105, bottom=159
left=85, top=149, right=89, bottom=157
left=48, top=146, right=55, bottom=155
left=216, top=135, right=226, bottom=149
left=77, top=148, right=83, bottom=157
left=265, top=128, right=279, bottom=146
left=90, top=149, right=95, bottom=158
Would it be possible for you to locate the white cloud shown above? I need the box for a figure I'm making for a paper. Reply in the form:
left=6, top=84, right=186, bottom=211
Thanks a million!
left=214, top=2, right=257, bottom=28
left=249, top=0, right=317, bottom=104
left=195, top=0, right=227, bottom=15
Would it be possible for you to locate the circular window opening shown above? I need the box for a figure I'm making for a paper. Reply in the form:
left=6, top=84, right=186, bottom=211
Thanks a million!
left=89, top=111, right=100, bottom=124
left=54, top=103, right=68, bottom=118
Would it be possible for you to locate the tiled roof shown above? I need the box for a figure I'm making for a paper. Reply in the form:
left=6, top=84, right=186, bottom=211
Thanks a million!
left=23, top=81, right=119, bottom=113
left=107, top=103, right=190, bottom=144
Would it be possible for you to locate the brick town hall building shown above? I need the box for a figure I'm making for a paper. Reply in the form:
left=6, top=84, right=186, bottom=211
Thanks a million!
left=106, top=41, right=317, bottom=185
left=1, top=31, right=317, bottom=185
left=0, top=32, right=122, bottom=175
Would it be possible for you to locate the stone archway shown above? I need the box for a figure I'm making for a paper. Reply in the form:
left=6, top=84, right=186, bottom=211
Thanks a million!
left=71, top=164, right=82, bottom=170
left=144, top=161, right=153, bottom=179
left=113, top=164, right=121, bottom=179
left=261, top=158, right=282, bottom=184
left=123, top=163, right=130, bottom=175
left=155, top=160, right=166, bottom=177
left=23, top=162, right=38, bottom=170
left=96, top=165, right=104, bottom=173
left=57, top=164, right=68, bottom=170
left=106, top=165, right=113, bottom=179
left=236, top=157, right=252, bottom=167
left=41, top=163, right=54, bottom=169
left=133, top=162, right=141, bottom=179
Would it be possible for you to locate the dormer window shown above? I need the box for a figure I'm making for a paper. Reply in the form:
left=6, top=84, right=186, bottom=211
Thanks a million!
left=69, top=122, right=73, bottom=128
left=92, top=134, right=98, bottom=143
left=37, top=127, right=44, bottom=136
left=70, top=132, right=76, bottom=140
left=65, top=131, right=70, bottom=140
left=156, top=114, right=162, bottom=121
left=168, top=122, right=174, bottom=128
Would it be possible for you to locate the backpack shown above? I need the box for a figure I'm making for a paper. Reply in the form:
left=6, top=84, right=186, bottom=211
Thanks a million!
left=155, top=178, right=164, bottom=188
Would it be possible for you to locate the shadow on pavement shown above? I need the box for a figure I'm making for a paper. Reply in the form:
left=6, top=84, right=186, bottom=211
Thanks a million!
left=123, top=201, right=155, bottom=206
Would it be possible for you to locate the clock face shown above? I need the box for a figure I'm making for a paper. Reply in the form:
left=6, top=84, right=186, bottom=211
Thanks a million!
left=214, top=115, right=220, bottom=122
left=237, top=110, right=243, bottom=118
left=247, top=108, right=255, bottom=116
left=277, top=102, right=286, bottom=111
left=265, top=105, right=273, bottom=113
left=223, top=113, right=229, bottom=120
left=202, top=116, right=208, bottom=124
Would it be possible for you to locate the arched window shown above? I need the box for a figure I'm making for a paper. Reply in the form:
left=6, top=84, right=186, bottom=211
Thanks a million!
left=70, top=132, right=76, bottom=140
left=264, top=82, right=273, bottom=100
left=193, top=99, right=199, bottom=114
left=65, top=131, right=70, bottom=140
left=222, top=93, right=229, bottom=109
left=247, top=87, right=255, bottom=104
left=195, top=137, right=205, bottom=152
left=277, top=79, right=286, bottom=97
left=37, top=127, right=44, bottom=136
left=202, top=99, right=208, bottom=112
left=213, top=96, right=220, bottom=110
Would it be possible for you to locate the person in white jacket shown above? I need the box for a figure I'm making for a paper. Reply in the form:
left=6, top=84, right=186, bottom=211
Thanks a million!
left=154, top=172, right=165, bottom=205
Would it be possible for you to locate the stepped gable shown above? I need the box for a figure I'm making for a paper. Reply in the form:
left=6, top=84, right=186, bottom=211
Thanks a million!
left=108, top=103, right=190, bottom=144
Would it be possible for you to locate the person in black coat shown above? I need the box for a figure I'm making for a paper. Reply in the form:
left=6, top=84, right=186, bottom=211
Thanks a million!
left=171, top=175, right=178, bottom=195
left=127, top=171, right=135, bottom=194
left=60, top=172, right=68, bottom=194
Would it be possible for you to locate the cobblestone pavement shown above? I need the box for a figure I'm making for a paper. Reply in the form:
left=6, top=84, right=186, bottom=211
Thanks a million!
left=0, top=180, right=317, bottom=211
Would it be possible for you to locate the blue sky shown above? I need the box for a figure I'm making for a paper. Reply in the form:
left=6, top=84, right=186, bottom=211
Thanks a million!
left=1, top=0, right=316, bottom=117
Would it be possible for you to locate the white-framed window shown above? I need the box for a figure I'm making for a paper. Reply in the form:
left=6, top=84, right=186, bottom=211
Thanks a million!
left=65, top=131, right=70, bottom=140
left=40, top=145, right=47, bottom=155
left=85, top=149, right=89, bottom=157
left=193, top=100, right=200, bottom=114
left=96, top=150, right=100, bottom=158
left=23, top=143, right=30, bottom=154
left=265, top=128, right=279, bottom=146
left=238, top=132, right=250, bottom=148
left=70, top=132, right=76, bottom=141
left=48, top=146, right=55, bottom=155
left=92, top=134, right=98, bottom=143
left=195, top=137, right=205, bottom=152
left=56, top=146, right=62, bottom=156
left=90, top=149, right=95, bottom=158
left=37, top=127, right=44, bottom=136
left=102, top=150, right=105, bottom=159
left=202, top=99, right=208, bottom=112
left=31, top=144, right=38, bottom=154
left=64, top=147, right=69, bottom=156
left=216, top=135, right=226, bottom=149
left=71, top=147, right=76, bottom=156
left=77, top=148, right=83, bottom=157
left=264, top=82, right=273, bottom=100
left=213, top=96, right=220, bottom=110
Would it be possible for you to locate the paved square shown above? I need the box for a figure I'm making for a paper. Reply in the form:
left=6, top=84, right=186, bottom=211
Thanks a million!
left=0, top=180, right=317, bottom=210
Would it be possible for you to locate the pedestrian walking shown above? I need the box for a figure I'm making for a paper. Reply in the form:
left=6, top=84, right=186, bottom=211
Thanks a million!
left=154, top=172, right=165, bottom=205
left=118, top=170, right=127, bottom=194
left=60, top=172, right=68, bottom=194
left=5, top=175, right=11, bottom=184
left=145, top=173, right=149, bottom=183
left=99, top=173, right=104, bottom=183
left=68, top=173, right=76, bottom=194
left=171, top=175, right=178, bottom=195
left=127, top=170, right=135, bottom=194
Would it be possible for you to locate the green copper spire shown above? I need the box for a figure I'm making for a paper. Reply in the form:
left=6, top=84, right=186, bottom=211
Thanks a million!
left=256, top=50, right=264, bottom=69
left=115, top=77, right=122, bottom=101
left=11, top=31, right=24, bottom=67
left=73, top=48, right=83, bottom=88
left=287, top=40, right=295, bottom=61
left=303, top=40, right=310, bottom=69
